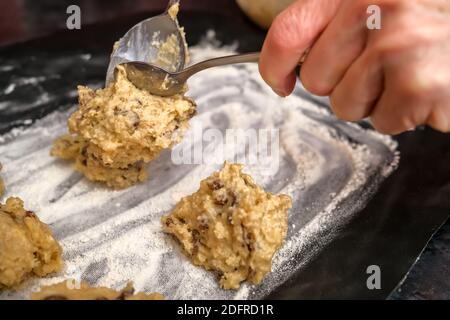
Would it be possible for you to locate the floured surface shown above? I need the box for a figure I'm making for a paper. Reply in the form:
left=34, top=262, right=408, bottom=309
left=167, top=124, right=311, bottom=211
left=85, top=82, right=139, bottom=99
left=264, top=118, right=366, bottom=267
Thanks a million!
left=0, top=36, right=398, bottom=299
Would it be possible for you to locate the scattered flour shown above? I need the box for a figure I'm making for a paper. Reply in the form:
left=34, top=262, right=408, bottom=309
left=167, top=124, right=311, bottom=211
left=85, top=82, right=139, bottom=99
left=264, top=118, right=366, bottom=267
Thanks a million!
left=0, top=35, right=398, bottom=300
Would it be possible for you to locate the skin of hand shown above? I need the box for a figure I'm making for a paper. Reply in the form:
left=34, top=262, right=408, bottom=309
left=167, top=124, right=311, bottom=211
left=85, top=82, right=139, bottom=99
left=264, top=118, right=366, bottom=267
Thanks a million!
left=259, top=0, right=450, bottom=134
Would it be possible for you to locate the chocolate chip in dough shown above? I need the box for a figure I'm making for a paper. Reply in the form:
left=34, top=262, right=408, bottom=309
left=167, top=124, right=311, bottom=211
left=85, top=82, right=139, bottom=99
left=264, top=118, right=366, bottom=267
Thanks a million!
left=165, top=217, right=174, bottom=227
left=207, top=179, right=224, bottom=190
left=25, top=211, right=36, bottom=218
left=191, top=229, right=201, bottom=256
left=116, top=287, right=135, bottom=300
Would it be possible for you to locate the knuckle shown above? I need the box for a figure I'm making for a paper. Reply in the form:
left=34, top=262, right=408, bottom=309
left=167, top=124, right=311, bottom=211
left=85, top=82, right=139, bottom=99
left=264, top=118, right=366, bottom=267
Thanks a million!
left=372, top=118, right=404, bottom=135
left=370, top=106, right=415, bottom=135
left=398, top=114, right=417, bottom=132
left=300, top=66, right=330, bottom=96
left=329, top=92, right=353, bottom=121
left=370, top=117, right=393, bottom=134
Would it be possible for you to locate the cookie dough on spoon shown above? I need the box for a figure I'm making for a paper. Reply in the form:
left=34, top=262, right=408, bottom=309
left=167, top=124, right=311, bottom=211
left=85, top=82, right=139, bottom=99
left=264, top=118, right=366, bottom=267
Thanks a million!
left=52, top=4, right=196, bottom=189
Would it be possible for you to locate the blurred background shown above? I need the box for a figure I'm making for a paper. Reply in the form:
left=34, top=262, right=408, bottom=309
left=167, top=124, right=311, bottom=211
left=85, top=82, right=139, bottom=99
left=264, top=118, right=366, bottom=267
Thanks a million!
left=0, top=0, right=297, bottom=46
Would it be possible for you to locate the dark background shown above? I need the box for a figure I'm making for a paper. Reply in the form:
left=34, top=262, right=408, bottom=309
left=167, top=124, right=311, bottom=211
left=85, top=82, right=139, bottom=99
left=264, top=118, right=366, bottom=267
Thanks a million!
left=0, top=0, right=449, bottom=299
left=0, top=0, right=238, bottom=46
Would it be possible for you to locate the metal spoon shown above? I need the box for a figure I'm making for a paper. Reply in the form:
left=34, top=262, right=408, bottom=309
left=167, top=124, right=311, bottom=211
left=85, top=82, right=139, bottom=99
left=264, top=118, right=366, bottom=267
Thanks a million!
left=120, top=52, right=260, bottom=96
left=106, top=0, right=185, bottom=86
left=106, top=0, right=260, bottom=96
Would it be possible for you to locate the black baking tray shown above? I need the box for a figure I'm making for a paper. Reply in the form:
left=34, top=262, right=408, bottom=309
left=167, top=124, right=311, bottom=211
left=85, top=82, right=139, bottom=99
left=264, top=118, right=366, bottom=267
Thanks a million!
left=0, top=4, right=449, bottom=299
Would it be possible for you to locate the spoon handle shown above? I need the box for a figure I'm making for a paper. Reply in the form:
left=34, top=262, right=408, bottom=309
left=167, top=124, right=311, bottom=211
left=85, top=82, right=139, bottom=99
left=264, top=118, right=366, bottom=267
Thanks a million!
left=179, top=52, right=260, bottom=80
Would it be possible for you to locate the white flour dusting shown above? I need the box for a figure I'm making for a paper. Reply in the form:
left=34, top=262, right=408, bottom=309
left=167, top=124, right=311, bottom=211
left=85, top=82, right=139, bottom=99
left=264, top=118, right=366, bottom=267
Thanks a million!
left=0, top=34, right=398, bottom=300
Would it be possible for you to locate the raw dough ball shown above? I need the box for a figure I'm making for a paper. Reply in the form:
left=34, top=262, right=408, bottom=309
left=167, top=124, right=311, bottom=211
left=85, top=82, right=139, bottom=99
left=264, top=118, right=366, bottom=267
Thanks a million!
left=69, top=65, right=196, bottom=168
left=236, top=0, right=295, bottom=29
left=52, top=65, right=195, bottom=188
left=0, top=197, right=63, bottom=289
left=52, top=4, right=195, bottom=189
left=51, top=134, right=147, bottom=189
left=162, top=162, right=292, bottom=289
left=31, top=280, right=164, bottom=300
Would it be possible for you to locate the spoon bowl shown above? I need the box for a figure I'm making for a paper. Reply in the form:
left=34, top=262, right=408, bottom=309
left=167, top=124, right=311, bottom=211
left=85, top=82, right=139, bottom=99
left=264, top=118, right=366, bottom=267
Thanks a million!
left=106, top=0, right=261, bottom=97
left=106, top=0, right=186, bottom=86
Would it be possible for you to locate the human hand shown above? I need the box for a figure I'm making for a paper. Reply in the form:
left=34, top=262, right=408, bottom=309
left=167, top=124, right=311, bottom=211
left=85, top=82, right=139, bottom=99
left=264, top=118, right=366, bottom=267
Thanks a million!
left=259, top=0, right=450, bottom=134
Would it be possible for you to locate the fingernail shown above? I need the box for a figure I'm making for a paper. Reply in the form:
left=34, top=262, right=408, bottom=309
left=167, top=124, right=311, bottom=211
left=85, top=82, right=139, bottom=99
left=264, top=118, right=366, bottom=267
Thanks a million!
left=272, top=88, right=288, bottom=97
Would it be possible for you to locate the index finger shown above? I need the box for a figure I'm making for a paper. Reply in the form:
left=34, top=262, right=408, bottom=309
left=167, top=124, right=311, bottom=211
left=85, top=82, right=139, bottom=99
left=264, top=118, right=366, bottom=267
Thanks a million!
left=259, top=0, right=341, bottom=96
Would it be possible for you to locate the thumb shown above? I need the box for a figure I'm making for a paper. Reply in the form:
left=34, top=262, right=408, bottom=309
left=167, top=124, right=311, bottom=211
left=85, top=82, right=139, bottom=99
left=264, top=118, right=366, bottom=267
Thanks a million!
left=259, top=0, right=342, bottom=96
